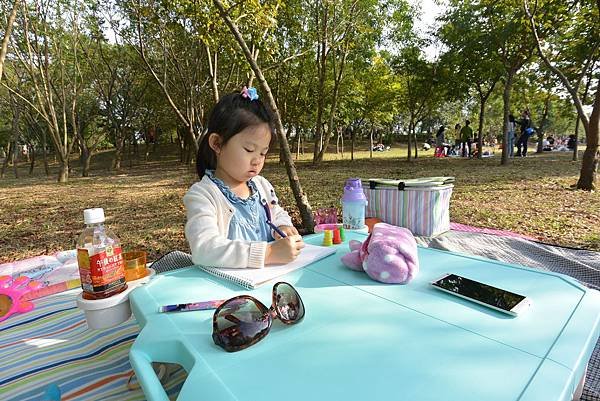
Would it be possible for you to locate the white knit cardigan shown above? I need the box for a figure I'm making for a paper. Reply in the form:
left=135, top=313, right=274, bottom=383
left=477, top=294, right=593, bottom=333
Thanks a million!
left=183, top=175, right=293, bottom=268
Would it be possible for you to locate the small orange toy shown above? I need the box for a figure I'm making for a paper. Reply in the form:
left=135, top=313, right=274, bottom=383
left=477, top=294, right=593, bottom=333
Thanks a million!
left=365, top=217, right=383, bottom=233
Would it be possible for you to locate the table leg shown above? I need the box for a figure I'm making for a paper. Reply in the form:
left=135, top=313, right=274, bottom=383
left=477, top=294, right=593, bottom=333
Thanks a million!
left=572, top=364, right=587, bottom=401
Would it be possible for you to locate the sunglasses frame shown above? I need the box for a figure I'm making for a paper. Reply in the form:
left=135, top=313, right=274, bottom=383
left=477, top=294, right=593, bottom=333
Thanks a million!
left=212, top=282, right=304, bottom=352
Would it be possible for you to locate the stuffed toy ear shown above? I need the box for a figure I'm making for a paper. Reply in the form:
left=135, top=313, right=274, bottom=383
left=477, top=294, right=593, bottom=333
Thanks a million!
left=348, top=240, right=362, bottom=251
left=341, top=240, right=365, bottom=271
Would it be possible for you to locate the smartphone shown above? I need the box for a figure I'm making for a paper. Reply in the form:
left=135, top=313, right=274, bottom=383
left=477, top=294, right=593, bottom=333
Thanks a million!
left=431, top=273, right=532, bottom=316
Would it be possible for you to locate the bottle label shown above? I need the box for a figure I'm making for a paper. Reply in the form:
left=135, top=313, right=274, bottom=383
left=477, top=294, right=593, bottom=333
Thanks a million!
left=77, top=246, right=125, bottom=293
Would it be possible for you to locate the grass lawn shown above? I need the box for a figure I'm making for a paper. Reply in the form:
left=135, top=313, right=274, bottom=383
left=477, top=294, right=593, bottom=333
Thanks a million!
left=0, top=142, right=598, bottom=264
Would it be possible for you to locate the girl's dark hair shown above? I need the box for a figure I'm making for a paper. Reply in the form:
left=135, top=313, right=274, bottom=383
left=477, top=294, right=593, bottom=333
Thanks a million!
left=196, top=92, right=274, bottom=179
left=509, top=114, right=515, bottom=122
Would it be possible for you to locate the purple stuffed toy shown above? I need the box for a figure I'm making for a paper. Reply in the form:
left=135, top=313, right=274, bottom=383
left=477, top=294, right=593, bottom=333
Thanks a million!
left=341, top=222, right=419, bottom=284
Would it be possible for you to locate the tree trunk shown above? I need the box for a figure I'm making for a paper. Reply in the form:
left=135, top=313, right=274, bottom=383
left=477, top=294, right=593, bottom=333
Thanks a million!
left=204, top=43, right=220, bottom=103
left=279, top=128, right=289, bottom=163
left=12, top=138, right=18, bottom=178
left=176, top=126, right=185, bottom=162
left=407, top=121, right=413, bottom=162
left=182, top=133, right=196, bottom=165
left=214, top=0, right=315, bottom=231
left=0, top=0, right=19, bottom=83
left=187, top=124, right=199, bottom=160
left=351, top=127, right=355, bottom=161
left=474, top=81, right=498, bottom=159
left=82, top=152, right=92, bottom=177
left=369, top=126, right=373, bottom=159
left=525, top=0, right=596, bottom=188
left=477, top=101, right=485, bottom=159
left=80, top=146, right=91, bottom=177
left=312, top=2, right=328, bottom=164
left=536, top=95, right=550, bottom=153
left=574, top=117, right=580, bottom=162
left=77, top=132, right=91, bottom=177
left=501, top=72, right=515, bottom=165
left=1, top=143, right=11, bottom=178
left=112, top=135, right=125, bottom=171
left=10, top=96, right=20, bottom=178
left=42, top=130, right=50, bottom=176
left=316, top=47, right=348, bottom=163
left=413, top=132, right=419, bottom=159
left=576, top=88, right=599, bottom=190
left=28, top=144, right=35, bottom=175
left=58, top=159, right=69, bottom=183
left=295, top=129, right=301, bottom=160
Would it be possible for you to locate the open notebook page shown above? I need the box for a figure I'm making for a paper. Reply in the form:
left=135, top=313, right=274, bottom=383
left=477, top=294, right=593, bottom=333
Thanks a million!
left=197, top=243, right=337, bottom=289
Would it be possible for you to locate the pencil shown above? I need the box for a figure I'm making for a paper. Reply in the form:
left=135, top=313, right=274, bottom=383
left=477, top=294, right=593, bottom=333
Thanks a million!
left=268, top=222, right=287, bottom=238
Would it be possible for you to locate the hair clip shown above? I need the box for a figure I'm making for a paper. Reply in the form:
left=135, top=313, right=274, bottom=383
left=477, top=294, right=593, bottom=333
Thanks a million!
left=241, top=86, right=259, bottom=101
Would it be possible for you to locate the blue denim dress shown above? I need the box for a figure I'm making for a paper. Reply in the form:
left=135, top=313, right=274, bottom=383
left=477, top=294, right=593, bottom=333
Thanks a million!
left=206, top=170, right=273, bottom=242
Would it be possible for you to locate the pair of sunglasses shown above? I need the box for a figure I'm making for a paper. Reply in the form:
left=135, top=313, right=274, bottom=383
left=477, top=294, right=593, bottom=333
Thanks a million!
left=212, top=282, right=305, bottom=352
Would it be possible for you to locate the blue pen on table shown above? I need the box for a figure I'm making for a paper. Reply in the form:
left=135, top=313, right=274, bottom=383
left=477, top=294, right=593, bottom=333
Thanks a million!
left=158, top=299, right=226, bottom=313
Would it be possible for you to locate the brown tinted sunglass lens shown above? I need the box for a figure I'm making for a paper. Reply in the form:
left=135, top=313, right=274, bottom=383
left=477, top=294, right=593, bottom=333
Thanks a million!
left=213, top=297, right=271, bottom=351
left=274, top=283, right=304, bottom=323
left=0, top=294, right=12, bottom=317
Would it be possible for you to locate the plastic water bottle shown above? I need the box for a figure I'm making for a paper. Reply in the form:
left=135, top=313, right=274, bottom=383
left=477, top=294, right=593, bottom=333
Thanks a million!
left=77, top=208, right=127, bottom=300
left=342, top=178, right=367, bottom=230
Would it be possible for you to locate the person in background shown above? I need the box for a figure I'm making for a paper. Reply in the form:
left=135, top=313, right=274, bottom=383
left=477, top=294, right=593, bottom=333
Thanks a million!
left=459, top=119, right=473, bottom=157
left=454, top=123, right=461, bottom=153
left=184, top=87, right=304, bottom=269
left=433, top=125, right=447, bottom=156
left=516, top=109, right=532, bottom=157
left=542, top=136, right=554, bottom=152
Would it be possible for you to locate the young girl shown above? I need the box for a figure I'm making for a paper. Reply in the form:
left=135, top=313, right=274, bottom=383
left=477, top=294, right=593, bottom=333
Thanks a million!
left=184, top=87, right=304, bottom=269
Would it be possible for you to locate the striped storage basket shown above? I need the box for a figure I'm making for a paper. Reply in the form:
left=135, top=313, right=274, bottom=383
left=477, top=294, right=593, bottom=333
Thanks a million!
left=364, top=178, right=454, bottom=237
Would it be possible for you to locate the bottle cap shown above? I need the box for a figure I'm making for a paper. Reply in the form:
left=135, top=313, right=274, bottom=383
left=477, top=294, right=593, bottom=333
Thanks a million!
left=342, top=178, right=367, bottom=202
left=83, top=208, right=105, bottom=225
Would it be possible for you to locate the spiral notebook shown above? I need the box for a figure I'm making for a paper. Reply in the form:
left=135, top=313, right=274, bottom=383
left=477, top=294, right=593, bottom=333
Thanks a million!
left=197, top=244, right=337, bottom=289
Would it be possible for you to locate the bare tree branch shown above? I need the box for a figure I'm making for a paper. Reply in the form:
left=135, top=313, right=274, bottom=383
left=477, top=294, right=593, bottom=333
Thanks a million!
left=213, top=0, right=315, bottom=232
left=0, top=0, right=19, bottom=82
left=523, top=0, right=589, bottom=132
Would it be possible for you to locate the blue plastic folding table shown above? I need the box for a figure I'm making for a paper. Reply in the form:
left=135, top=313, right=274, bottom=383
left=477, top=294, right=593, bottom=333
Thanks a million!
left=129, top=232, right=600, bottom=401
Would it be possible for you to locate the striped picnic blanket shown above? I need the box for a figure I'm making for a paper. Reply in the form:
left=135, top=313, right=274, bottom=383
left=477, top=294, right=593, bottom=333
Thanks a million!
left=0, top=289, right=185, bottom=401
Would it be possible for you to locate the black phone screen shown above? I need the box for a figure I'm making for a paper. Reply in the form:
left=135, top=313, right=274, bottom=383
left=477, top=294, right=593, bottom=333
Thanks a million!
left=432, top=274, right=526, bottom=311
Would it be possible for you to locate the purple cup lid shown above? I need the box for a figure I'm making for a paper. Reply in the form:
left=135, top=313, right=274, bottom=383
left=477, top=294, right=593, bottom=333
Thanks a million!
left=342, top=178, right=367, bottom=202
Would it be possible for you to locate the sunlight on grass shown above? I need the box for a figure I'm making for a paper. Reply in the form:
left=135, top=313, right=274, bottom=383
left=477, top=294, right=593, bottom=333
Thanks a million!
left=0, top=144, right=598, bottom=263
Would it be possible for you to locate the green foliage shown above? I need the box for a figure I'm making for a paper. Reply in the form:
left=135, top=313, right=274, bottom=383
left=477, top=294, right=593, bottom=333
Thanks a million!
left=0, top=0, right=591, bottom=175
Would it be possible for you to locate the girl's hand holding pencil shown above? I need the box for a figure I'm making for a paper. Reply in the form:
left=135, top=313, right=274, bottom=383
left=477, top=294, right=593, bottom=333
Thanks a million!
left=272, top=225, right=299, bottom=239
left=266, top=234, right=305, bottom=265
